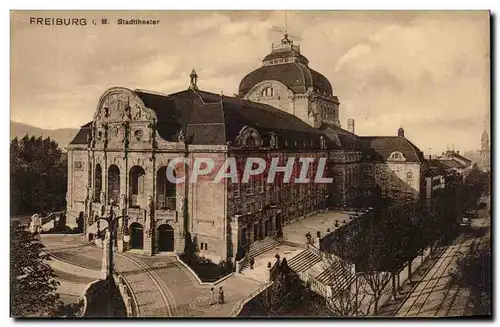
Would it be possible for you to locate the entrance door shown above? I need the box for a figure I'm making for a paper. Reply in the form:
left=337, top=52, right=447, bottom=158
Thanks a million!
left=253, top=224, right=258, bottom=242
left=158, top=224, right=175, bottom=252
left=129, top=223, right=144, bottom=249
left=265, top=220, right=269, bottom=237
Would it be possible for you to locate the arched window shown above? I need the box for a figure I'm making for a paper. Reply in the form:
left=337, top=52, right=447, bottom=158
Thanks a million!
left=156, top=166, right=176, bottom=210
left=94, top=164, right=102, bottom=201
left=129, top=166, right=146, bottom=208
left=261, top=87, right=274, bottom=97
left=107, top=165, right=120, bottom=204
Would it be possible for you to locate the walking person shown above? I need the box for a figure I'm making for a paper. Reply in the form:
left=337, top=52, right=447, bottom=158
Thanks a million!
left=208, top=287, right=215, bottom=305
left=218, top=286, right=224, bottom=305
left=249, top=256, right=255, bottom=270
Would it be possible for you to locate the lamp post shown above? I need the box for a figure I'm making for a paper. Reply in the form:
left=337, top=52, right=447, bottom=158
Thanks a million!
left=95, top=199, right=128, bottom=315
left=96, top=200, right=128, bottom=280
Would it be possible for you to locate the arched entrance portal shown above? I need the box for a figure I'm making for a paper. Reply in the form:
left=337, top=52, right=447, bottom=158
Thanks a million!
left=157, top=224, right=175, bottom=252
left=129, top=223, right=144, bottom=250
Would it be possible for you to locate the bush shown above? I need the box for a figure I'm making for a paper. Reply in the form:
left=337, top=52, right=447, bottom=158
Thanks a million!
left=179, top=254, right=234, bottom=282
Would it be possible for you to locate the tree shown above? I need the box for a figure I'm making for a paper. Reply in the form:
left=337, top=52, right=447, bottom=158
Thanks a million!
left=10, top=135, right=67, bottom=216
left=449, top=241, right=491, bottom=316
left=260, top=258, right=305, bottom=316
left=10, top=221, right=60, bottom=316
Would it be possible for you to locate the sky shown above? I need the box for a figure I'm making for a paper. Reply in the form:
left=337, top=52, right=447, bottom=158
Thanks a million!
left=10, top=10, right=490, bottom=154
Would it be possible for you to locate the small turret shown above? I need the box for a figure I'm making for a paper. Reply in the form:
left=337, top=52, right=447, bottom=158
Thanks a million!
left=398, top=127, right=405, bottom=138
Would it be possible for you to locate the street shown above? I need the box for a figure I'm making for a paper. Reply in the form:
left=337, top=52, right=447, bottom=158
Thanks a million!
left=395, top=200, right=490, bottom=317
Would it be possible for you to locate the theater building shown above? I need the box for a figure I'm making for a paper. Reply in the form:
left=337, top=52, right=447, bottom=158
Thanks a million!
left=66, top=33, right=426, bottom=261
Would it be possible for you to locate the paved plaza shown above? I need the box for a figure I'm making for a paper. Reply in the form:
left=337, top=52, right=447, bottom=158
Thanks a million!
left=282, top=210, right=356, bottom=244
left=42, top=235, right=267, bottom=317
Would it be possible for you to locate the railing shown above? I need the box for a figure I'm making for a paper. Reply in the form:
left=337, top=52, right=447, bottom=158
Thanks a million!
left=236, top=253, right=249, bottom=273
left=156, top=196, right=176, bottom=211
left=113, top=271, right=139, bottom=317
left=129, top=195, right=139, bottom=207
left=228, top=281, right=274, bottom=317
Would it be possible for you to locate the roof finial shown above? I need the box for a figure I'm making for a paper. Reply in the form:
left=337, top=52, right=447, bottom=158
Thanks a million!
left=220, top=89, right=224, bottom=96
left=189, top=69, right=198, bottom=90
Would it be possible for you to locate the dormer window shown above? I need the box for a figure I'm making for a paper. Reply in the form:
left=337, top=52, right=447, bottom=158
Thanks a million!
left=262, top=87, right=274, bottom=97
left=246, top=136, right=257, bottom=147
left=388, top=151, right=406, bottom=162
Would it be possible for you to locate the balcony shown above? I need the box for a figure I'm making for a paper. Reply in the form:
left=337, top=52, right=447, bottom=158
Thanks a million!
left=157, top=196, right=176, bottom=211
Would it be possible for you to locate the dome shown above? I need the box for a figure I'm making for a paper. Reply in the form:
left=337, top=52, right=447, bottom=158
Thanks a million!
left=238, top=33, right=333, bottom=97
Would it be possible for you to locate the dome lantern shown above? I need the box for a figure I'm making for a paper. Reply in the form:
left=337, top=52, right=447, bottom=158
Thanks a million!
left=189, top=69, right=198, bottom=90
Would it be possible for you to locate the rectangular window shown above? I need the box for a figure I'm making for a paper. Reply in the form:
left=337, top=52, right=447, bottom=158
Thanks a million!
left=258, top=175, right=265, bottom=193
left=233, top=183, right=240, bottom=199
left=246, top=177, right=253, bottom=195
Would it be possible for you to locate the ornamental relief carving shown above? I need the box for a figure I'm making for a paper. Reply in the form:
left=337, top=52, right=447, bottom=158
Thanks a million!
left=94, top=88, right=156, bottom=125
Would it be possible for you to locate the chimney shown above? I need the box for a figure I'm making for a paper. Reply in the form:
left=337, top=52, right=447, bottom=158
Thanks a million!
left=398, top=127, right=405, bottom=137
left=347, top=118, right=355, bottom=134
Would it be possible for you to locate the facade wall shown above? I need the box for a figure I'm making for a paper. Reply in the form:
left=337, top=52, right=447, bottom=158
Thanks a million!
left=244, top=81, right=339, bottom=128
left=66, top=147, right=89, bottom=227
left=187, top=152, right=227, bottom=262
left=374, top=162, right=421, bottom=201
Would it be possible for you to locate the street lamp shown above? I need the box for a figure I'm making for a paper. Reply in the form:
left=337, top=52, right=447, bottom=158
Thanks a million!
left=95, top=199, right=128, bottom=316
left=95, top=199, right=128, bottom=281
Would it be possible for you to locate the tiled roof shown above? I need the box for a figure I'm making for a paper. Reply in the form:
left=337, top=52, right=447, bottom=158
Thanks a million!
left=69, top=121, right=92, bottom=145
left=438, top=159, right=467, bottom=169
left=238, top=62, right=333, bottom=97
left=71, top=88, right=335, bottom=149
left=319, top=123, right=360, bottom=151
left=359, top=136, right=425, bottom=163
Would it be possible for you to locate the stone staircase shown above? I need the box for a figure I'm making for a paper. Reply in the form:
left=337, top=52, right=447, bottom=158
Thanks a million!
left=287, top=249, right=322, bottom=273
left=238, top=237, right=280, bottom=275
left=248, top=237, right=280, bottom=259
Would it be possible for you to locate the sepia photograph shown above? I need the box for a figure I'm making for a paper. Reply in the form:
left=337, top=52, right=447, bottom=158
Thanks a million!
left=9, top=9, right=491, bottom=318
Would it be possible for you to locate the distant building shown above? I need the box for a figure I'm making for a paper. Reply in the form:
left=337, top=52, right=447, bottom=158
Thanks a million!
left=463, top=128, right=490, bottom=172
left=435, top=150, right=473, bottom=180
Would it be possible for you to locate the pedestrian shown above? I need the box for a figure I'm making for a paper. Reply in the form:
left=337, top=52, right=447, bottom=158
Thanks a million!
left=208, top=287, right=215, bottom=305
left=249, top=256, right=255, bottom=270
left=218, top=286, right=225, bottom=304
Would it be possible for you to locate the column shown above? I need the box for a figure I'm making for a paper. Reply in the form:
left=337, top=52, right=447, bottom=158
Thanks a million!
left=101, top=231, right=111, bottom=279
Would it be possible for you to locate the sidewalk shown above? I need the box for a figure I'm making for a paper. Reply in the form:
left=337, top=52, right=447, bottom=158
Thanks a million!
left=377, top=246, right=446, bottom=316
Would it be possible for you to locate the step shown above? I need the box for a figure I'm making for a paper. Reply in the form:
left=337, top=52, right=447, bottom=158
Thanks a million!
left=288, top=250, right=321, bottom=273
left=248, top=238, right=280, bottom=258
